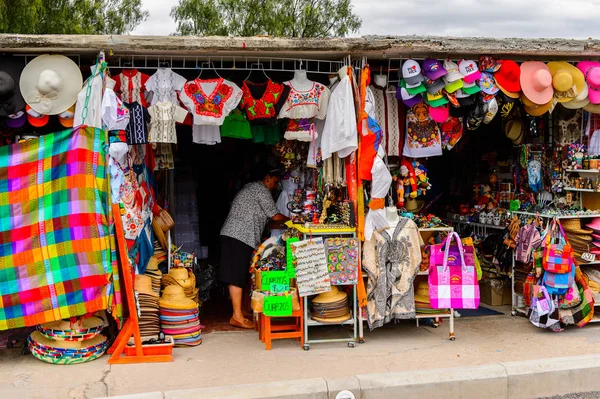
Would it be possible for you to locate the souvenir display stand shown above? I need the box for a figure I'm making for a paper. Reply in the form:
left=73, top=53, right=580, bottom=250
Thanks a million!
left=293, top=223, right=358, bottom=350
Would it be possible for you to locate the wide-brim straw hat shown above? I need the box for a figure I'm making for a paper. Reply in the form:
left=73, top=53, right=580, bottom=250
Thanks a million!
left=20, top=55, right=83, bottom=115
left=547, top=61, right=585, bottom=103
left=405, top=198, right=425, bottom=213
left=30, top=330, right=107, bottom=351
left=414, top=281, right=431, bottom=304
left=562, top=218, right=593, bottom=235
left=38, top=316, right=104, bottom=342
left=155, top=207, right=175, bottom=231
left=146, top=256, right=160, bottom=271
left=159, top=285, right=197, bottom=310
left=313, top=286, right=347, bottom=304
left=135, top=274, right=159, bottom=297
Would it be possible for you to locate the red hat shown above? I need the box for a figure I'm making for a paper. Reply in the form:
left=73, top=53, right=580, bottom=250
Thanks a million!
left=495, top=60, right=521, bottom=97
left=26, top=105, right=49, bottom=128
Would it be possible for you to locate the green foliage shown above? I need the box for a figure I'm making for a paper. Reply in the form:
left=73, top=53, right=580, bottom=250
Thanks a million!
left=0, top=0, right=149, bottom=34
left=170, top=0, right=362, bottom=37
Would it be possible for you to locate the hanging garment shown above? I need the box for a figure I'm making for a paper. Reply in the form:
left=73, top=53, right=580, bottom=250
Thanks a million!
left=403, top=103, right=443, bottom=158
left=74, top=64, right=105, bottom=129
left=239, top=80, right=290, bottom=124
left=114, top=69, right=150, bottom=107
left=180, top=78, right=242, bottom=126
left=362, top=218, right=423, bottom=330
left=147, top=102, right=188, bottom=144
left=102, top=87, right=130, bottom=131
left=370, top=84, right=405, bottom=157
left=321, top=74, right=358, bottom=160
left=125, top=102, right=150, bottom=145
left=278, top=81, right=330, bottom=141
left=145, top=68, right=187, bottom=105
left=0, top=127, right=112, bottom=330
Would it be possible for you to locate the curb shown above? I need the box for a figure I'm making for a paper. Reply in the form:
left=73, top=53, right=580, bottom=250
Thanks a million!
left=101, top=354, right=600, bottom=399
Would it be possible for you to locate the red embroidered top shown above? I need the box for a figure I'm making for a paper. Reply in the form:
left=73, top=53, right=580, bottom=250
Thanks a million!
left=114, top=69, right=150, bottom=107
left=239, top=80, right=290, bottom=125
left=180, top=78, right=242, bottom=125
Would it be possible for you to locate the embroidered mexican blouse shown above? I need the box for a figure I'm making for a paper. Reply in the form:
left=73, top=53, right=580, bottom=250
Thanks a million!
left=239, top=80, right=290, bottom=125
left=147, top=102, right=188, bottom=144
left=180, top=78, right=242, bottom=126
left=278, top=81, right=330, bottom=141
left=125, top=101, right=150, bottom=145
left=114, top=69, right=150, bottom=107
left=145, top=68, right=187, bottom=106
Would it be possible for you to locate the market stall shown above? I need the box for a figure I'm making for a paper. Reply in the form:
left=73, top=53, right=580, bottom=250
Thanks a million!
left=4, top=35, right=600, bottom=362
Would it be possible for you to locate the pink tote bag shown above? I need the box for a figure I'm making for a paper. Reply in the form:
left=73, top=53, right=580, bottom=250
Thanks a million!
left=428, top=232, right=480, bottom=309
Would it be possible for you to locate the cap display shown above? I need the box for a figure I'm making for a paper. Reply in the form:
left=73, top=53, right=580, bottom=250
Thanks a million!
left=402, top=60, right=425, bottom=87
left=459, top=60, right=482, bottom=84
left=422, top=58, right=448, bottom=81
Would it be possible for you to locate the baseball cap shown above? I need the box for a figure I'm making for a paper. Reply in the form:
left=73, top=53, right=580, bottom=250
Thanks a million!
left=424, top=77, right=446, bottom=95
left=402, top=60, right=425, bottom=87
left=462, top=80, right=482, bottom=95
left=403, top=79, right=427, bottom=95
left=478, top=72, right=500, bottom=95
left=58, top=105, right=75, bottom=128
left=445, top=79, right=464, bottom=94
left=5, top=110, right=26, bottom=128
left=426, top=90, right=449, bottom=107
left=483, top=98, right=498, bottom=124
left=443, top=60, right=463, bottom=83
left=497, top=91, right=517, bottom=119
left=446, top=91, right=460, bottom=107
left=466, top=101, right=485, bottom=130
left=398, top=81, right=423, bottom=107
left=479, top=56, right=501, bottom=73
left=459, top=60, right=482, bottom=84
left=26, top=105, right=49, bottom=128
left=429, top=104, right=450, bottom=123
left=456, top=89, right=475, bottom=107
left=422, top=58, right=448, bottom=81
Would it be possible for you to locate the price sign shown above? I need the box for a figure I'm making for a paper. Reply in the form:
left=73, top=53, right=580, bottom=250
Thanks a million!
left=263, top=295, right=292, bottom=316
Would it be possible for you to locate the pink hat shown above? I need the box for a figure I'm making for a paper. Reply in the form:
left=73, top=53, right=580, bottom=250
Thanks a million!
left=520, top=61, right=554, bottom=105
left=593, top=241, right=600, bottom=249
left=576, top=61, right=600, bottom=105
left=593, top=233, right=600, bottom=240
left=429, top=104, right=449, bottom=123
left=591, top=248, right=600, bottom=255
left=459, top=60, right=481, bottom=84
left=586, top=218, right=600, bottom=232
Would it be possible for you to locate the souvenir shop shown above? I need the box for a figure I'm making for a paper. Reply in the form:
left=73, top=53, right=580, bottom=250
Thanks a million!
left=3, top=35, right=600, bottom=363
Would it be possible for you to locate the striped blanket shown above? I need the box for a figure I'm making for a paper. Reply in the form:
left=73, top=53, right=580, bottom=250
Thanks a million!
left=0, top=127, right=113, bottom=330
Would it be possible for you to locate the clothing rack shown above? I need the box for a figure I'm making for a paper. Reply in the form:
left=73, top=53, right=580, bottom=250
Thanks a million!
left=112, top=55, right=349, bottom=75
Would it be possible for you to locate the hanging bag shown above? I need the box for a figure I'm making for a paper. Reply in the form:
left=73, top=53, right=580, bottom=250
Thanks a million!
left=542, top=220, right=573, bottom=274
left=543, top=266, right=575, bottom=296
left=429, top=232, right=480, bottom=309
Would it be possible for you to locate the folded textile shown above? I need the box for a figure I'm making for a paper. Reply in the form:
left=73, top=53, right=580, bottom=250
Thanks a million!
left=0, top=127, right=112, bottom=330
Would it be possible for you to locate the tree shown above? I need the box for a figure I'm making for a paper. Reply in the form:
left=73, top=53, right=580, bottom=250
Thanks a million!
left=170, top=0, right=362, bottom=37
left=0, top=0, right=148, bottom=34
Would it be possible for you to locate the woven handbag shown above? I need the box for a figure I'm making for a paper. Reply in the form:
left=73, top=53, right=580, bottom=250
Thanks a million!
left=542, top=220, right=573, bottom=274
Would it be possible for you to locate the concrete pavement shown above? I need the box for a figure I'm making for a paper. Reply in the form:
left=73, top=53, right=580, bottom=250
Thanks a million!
left=2, top=306, right=600, bottom=398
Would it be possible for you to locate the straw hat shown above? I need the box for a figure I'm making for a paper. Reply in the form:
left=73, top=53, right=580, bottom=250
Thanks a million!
left=159, top=285, right=197, bottom=310
left=30, top=330, right=106, bottom=350
left=520, top=61, right=554, bottom=105
left=521, top=93, right=552, bottom=117
left=562, top=219, right=593, bottom=235
left=20, top=55, right=83, bottom=115
left=168, top=267, right=194, bottom=289
left=566, top=233, right=593, bottom=244
left=152, top=218, right=168, bottom=250
left=135, top=274, right=159, bottom=297
left=312, top=286, right=347, bottom=304
left=29, top=331, right=108, bottom=365
left=405, top=198, right=425, bottom=213
left=547, top=62, right=585, bottom=103
left=414, top=281, right=430, bottom=304
left=312, top=311, right=352, bottom=324
left=38, top=316, right=104, bottom=342
left=505, top=119, right=524, bottom=145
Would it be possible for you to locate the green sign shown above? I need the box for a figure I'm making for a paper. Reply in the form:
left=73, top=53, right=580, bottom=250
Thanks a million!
left=269, top=282, right=290, bottom=293
left=261, top=271, right=289, bottom=288
left=286, top=237, right=299, bottom=278
left=263, top=295, right=293, bottom=316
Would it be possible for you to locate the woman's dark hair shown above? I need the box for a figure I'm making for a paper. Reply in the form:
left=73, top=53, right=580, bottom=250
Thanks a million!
left=253, top=163, right=281, bottom=181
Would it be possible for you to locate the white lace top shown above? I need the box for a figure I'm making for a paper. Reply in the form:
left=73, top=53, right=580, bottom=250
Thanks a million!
left=278, top=81, right=330, bottom=120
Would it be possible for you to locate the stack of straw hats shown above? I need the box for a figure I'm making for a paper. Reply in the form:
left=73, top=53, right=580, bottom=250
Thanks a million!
left=162, top=267, right=199, bottom=305
left=135, top=275, right=160, bottom=337
left=562, top=218, right=593, bottom=263
left=144, top=255, right=163, bottom=295
left=311, top=286, right=352, bottom=323
left=414, top=281, right=447, bottom=314
left=30, top=316, right=107, bottom=364
left=159, top=285, right=202, bottom=346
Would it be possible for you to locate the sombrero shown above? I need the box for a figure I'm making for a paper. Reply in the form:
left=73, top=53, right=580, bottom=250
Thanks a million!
left=159, top=285, right=197, bottom=310
left=38, top=317, right=104, bottom=342
left=312, top=286, right=347, bottom=304
left=135, top=274, right=159, bottom=298
left=566, top=233, right=593, bottom=244
left=405, top=197, right=425, bottom=213
left=562, top=219, right=593, bottom=235
left=312, top=311, right=352, bottom=324
left=28, top=331, right=108, bottom=365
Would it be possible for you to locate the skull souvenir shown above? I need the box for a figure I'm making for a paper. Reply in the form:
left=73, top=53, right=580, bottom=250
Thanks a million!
left=479, top=212, right=488, bottom=224
left=493, top=214, right=501, bottom=226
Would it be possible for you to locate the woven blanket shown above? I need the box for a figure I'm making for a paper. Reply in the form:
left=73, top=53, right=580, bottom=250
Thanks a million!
left=0, top=127, right=112, bottom=330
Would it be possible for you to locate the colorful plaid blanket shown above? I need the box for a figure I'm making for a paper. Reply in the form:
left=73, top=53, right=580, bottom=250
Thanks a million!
left=0, top=127, right=113, bottom=330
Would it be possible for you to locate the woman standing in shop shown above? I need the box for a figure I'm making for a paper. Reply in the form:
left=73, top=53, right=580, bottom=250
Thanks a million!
left=219, top=166, right=288, bottom=328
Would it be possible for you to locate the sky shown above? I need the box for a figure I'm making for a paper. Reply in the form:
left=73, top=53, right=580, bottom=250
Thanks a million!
left=132, top=0, right=600, bottom=38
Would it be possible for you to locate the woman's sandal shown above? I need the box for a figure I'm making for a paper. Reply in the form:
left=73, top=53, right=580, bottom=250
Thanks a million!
left=230, top=317, right=255, bottom=329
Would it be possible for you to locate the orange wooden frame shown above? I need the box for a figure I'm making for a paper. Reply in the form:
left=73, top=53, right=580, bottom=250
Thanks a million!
left=107, top=203, right=173, bottom=364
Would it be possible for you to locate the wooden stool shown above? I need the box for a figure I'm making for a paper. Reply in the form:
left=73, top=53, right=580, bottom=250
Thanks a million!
left=259, top=301, right=304, bottom=350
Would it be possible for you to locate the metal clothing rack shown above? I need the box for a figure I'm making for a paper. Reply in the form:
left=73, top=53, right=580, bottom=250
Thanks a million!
left=299, top=228, right=358, bottom=350
left=112, top=55, right=350, bottom=75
